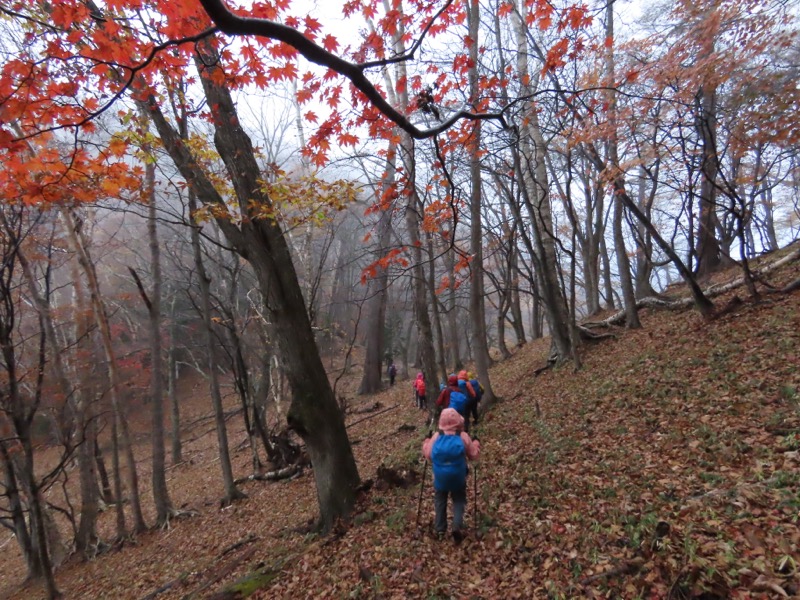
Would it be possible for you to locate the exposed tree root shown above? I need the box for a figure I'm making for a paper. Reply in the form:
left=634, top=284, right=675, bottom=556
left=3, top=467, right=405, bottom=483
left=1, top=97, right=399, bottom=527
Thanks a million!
left=233, top=464, right=302, bottom=486
left=156, top=507, right=199, bottom=531
left=579, top=556, right=646, bottom=586
left=584, top=246, right=800, bottom=328
left=577, top=326, right=617, bottom=341
left=348, top=401, right=383, bottom=415
left=219, top=488, right=248, bottom=507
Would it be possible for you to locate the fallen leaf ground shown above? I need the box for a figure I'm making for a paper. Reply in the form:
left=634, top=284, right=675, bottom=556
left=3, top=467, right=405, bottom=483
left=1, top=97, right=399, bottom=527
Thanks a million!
left=1, top=250, right=798, bottom=599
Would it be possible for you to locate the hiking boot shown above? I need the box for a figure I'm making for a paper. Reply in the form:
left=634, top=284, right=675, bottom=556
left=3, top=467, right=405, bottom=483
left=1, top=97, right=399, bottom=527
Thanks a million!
left=452, top=530, right=464, bottom=545
left=434, top=530, right=446, bottom=541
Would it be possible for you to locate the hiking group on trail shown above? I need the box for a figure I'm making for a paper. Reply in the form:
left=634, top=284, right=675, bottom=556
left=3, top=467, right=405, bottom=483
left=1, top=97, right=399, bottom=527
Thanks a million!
left=410, top=369, right=485, bottom=542
left=435, top=370, right=482, bottom=432
left=422, top=408, right=481, bottom=543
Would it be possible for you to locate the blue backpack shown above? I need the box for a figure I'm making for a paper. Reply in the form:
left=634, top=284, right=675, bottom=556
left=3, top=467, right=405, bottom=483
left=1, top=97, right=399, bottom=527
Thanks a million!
left=431, top=433, right=467, bottom=492
left=448, top=390, right=469, bottom=415
left=470, top=378, right=482, bottom=402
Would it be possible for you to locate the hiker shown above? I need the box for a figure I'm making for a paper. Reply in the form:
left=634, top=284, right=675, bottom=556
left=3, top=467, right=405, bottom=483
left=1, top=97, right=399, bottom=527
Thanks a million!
left=422, top=408, right=481, bottom=542
left=457, top=370, right=478, bottom=430
left=388, top=361, right=397, bottom=386
left=413, top=372, right=427, bottom=410
left=457, top=370, right=477, bottom=402
left=467, top=371, right=483, bottom=426
left=437, top=374, right=471, bottom=433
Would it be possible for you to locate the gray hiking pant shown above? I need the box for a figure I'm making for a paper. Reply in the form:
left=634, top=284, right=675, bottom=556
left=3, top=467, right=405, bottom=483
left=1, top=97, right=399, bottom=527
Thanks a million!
left=434, top=487, right=467, bottom=533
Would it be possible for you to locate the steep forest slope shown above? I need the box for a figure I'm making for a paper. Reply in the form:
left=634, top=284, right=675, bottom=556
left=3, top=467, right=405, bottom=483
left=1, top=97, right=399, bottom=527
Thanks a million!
left=2, top=250, right=798, bottom=599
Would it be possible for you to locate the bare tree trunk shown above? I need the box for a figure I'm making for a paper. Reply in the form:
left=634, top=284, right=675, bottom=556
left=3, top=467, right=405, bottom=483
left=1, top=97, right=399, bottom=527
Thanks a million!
left=0, top=230, right=61, bottom=595
left=94, top=437, right=113, bottom=504
left=358, top=141, right=397, bottom=395
left=509, top=241, right=527, bottom=346
left=605, top=0, right=639, bottom=328
left=386, top=8, right=439, bottom=412
left=466, top=0, right=496, bottom=402
left=62, top=209, right=147, bottom=534
left=759, top=184, right=778, bottom=252
left=187, top=190, right=245, bottom=505
left=69, top=260, right=102, bottom=549
left=694, top=8, right=724, bottom=277
left=0, top=439, right=34, bottom=576
left=145, top=41, right=359, bottom=529
left=446, top=243, right=461, bottom=369
left=513, top=0, right=574, bottom=363
left=14, top=239, right=99, bottom=552
left=400, top=142, right=439, bottom=409
left=141, top=155, right=173, bottom=524
left=426, top=231, right=449, bottom=384
left=167, top=295, right=182, bottom=464
left=634, top=164, right=659, bottom=299
left=600, top=235, right=616, bottom=309
left=21, top=442, right=61, bottom=598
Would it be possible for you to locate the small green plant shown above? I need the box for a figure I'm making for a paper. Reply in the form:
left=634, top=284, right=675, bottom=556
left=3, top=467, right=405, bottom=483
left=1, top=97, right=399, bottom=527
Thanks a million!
left=684, top=532, right=700, bottom=564
left=385, top=510, right=405, bottom=532
left=354, top=510, right=376, bottom=526
left=781, top=433, right=800, bottom=451
left=769, top=471, right=799, bottom=489
left=699, top=472, right=725, bottom=486
left=781, top=384, right=798, bottom=403
left=622, top=512, right=659, bottom=548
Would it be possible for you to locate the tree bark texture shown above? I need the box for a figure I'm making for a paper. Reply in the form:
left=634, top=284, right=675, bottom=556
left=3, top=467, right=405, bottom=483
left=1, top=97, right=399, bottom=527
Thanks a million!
left=145, top=39, right=359, bottom=529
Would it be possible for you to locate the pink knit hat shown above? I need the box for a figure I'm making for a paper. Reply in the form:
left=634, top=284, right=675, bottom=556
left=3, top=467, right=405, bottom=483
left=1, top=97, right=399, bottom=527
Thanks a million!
left=438, top=408, right=464, bottom=434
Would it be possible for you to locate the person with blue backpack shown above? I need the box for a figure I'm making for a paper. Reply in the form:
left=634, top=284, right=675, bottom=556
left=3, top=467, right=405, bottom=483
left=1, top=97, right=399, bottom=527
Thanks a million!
left=457, top=370, right=479, bottom=427
left=436, top=374, right=472, bottom=432
left=467, top=371, right=483, bottom=426
left=422, top=408, right=481, bottom=543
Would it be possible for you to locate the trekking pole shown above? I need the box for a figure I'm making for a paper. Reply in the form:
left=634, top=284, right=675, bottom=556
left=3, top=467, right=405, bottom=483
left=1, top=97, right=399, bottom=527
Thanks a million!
left=474, top=461, right=479, bottom=528
left=415, top=459, right=428, bottom=528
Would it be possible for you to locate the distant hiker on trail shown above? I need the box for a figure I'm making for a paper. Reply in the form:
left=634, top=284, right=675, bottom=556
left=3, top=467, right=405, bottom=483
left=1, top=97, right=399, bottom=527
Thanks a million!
left=436, top=374, right=458, bottom=411
left=436, top=374, right=472, bottom=433
left=457, top=370, right=477, bottom=401
left=467, top=371, right=483, bottom=426
left=422, top=408, right=481, bottom=543
left=388, top=362, right=397, bottom=386
left=413, top=372, right=427, bottom=410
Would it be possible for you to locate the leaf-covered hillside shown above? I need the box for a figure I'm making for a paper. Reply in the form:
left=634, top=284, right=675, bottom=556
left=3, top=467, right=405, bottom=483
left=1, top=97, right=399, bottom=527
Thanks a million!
left=2, top=251, right=798, bottom=599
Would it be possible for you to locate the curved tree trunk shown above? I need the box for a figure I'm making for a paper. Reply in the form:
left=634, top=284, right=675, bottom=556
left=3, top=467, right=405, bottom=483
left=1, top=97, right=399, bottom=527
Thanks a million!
left=145, top=39, right=359, bottom=530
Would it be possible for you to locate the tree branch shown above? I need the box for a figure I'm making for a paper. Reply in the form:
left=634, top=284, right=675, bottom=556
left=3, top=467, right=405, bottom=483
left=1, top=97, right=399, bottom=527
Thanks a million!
left=196, top=0, right=508, bottom=139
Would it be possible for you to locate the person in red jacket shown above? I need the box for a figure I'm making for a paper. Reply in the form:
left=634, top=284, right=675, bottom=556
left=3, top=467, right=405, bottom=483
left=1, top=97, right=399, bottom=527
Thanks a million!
left=436, top=374, right=460, bottom=412
left=413, top=372, right=427, bottom=410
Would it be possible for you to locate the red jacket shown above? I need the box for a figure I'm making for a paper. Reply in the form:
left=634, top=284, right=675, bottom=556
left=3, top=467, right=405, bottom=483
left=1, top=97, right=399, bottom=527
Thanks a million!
left=413, top=373, right=426, bottom=396
left=436, top=384, right=460, bottom=408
